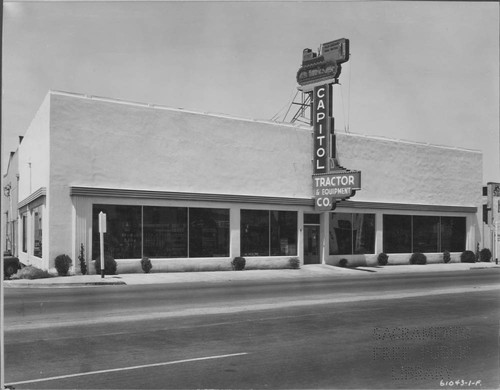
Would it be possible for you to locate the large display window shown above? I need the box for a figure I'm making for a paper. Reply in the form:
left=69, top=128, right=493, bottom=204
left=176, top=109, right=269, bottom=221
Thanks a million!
left=383, top=214, right=466, bottom=253
left=92, top=205, right=142, bottom=259
left=143, top=206, right=187, bottom=258
left=440, top=217, right=466, bottom=252
left=189, top=208, right=230, bottom=257
left=241, top=210, right=297, bottom=257
left=329, top=213, right=375, bottom=255
left=92, top=205, right=230, bottom=259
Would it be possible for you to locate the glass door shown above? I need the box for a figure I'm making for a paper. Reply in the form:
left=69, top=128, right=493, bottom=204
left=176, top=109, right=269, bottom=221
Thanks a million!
left=304, top=225, right=320, bottom=264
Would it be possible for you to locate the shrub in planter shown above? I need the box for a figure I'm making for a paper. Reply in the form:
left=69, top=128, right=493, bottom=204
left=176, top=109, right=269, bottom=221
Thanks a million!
left=54, top=254, right=72, bottom=276
left=231, top=257, right=246, bottom=271
left=288, top=257, right=300, bottom=269
left=460, top=250, right=476, bottom=263
left=377, top=253, right=389, bottom=266
left=443, top=250, right=451, bottom=264
left=479, top=248, right=492, bottom=263
left=94, top=253, right=117, bottom=275
left=338, top=258, right=348, bottom=268
left=141, top=257, right=153, bottom=273
left=410, top=252, right=427, bottom=265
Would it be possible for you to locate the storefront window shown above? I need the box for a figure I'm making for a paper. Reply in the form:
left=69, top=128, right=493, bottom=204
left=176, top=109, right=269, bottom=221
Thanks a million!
left=383, top=215, right=412, bottom=253
left=241, top=210, right=297, bottom=257
left=353, top=213, right=376, bottom=254
left=92, top=205, right=142, bottom=259
left=241, top=210, right=269, bottom=256
left=33, top=206, right=43, bottom=258
left=330, top=213, right=353, bottom=255
left=383, top=214, right=467, bottom=253
left=413, top=216, right=439, bottom=253
left=440, top=217, right=466, bottom=252
left=189, top=208, right=230, bottom=257
left=270, top=211, right=297, bottom=256
left=143, top=206, right=187, bottom=258
left=92, top=204, right=231, bottom=259
left=330, top=213, right=375, bottom=255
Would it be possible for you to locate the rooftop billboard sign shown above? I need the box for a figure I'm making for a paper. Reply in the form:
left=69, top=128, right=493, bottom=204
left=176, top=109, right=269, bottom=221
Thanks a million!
left=296, top=38, right=350, bottom=92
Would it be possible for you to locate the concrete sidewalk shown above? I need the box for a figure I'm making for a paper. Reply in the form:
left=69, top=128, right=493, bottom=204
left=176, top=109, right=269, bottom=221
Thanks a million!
left=4, top=262, right=500, bottom=288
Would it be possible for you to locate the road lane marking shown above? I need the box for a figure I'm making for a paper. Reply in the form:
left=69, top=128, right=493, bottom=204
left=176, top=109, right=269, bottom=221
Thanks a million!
left=5, top=352, right=249, bottom=386
left=6, top=285, right=500, bottom=331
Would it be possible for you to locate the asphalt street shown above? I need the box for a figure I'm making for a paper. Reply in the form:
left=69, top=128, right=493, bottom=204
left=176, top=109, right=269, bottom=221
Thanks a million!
left=3, top=269, right=500, bottom=389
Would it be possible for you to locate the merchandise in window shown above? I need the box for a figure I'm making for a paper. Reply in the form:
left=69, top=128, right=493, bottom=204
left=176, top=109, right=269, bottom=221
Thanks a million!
left=189, top=208, right=229, bottom=257
left=329, top=213, right=375, bottom=255
left=270, top=211, right=297, bottom=256
left=92, top=205, right=142, bottom=259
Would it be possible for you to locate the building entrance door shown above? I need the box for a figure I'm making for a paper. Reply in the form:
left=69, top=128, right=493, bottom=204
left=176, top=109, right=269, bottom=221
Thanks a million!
left=304, top=225, right=320, bottom=264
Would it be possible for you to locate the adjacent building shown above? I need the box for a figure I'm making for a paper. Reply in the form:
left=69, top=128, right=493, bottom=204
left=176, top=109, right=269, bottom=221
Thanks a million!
left=2, top=90, right=484, bottom=273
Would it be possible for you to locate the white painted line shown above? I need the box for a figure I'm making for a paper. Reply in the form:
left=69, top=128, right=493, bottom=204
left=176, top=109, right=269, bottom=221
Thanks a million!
left=6, top=352, right=248, bottom=386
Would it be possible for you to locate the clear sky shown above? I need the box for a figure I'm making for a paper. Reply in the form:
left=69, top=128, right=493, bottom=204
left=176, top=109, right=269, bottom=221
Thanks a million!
left=2, top=1, right=499, bottom=182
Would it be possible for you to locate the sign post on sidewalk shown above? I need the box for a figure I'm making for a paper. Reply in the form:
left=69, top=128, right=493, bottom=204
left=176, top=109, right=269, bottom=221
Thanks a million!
left=99, top=212, right=107, bottom=278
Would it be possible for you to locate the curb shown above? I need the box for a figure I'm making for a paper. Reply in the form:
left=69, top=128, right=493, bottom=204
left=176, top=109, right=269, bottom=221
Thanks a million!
left=3, top=281, right=127, bottom=288
left=4, top=264, right=499, bottom=288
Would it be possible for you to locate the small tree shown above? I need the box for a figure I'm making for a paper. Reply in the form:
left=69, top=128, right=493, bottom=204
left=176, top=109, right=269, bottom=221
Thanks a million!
left=54, top=254, right=72, bottom=276
left=78, top=243, right=87, bottom=275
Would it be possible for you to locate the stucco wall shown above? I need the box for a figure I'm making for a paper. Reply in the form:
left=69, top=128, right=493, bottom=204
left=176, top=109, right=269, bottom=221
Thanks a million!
left=18, top=95, right=51, bottom=201
left=17, top=94, right=51, bottom=268
left=336, top=133, right=482, bottom=207
left=49, top=92, right=312, bottom=197
left=2, top=150, right=20, bottom=256
left=49, top=92, right=482, bottom=207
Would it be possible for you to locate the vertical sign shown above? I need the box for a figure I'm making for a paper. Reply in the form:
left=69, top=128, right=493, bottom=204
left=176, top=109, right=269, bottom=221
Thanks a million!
left=313, top=85, right=330, bottom=174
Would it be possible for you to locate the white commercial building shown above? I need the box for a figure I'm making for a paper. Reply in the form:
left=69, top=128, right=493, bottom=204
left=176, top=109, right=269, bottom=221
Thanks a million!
left=3, top=91, right=483, bottom=273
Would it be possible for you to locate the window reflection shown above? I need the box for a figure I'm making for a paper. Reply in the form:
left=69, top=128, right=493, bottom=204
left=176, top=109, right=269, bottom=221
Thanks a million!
left=143, top=206, right=187, bottom=258
left=330, top=213, right=375, bottom=255
left=189, top=208, right=229, bottom=257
